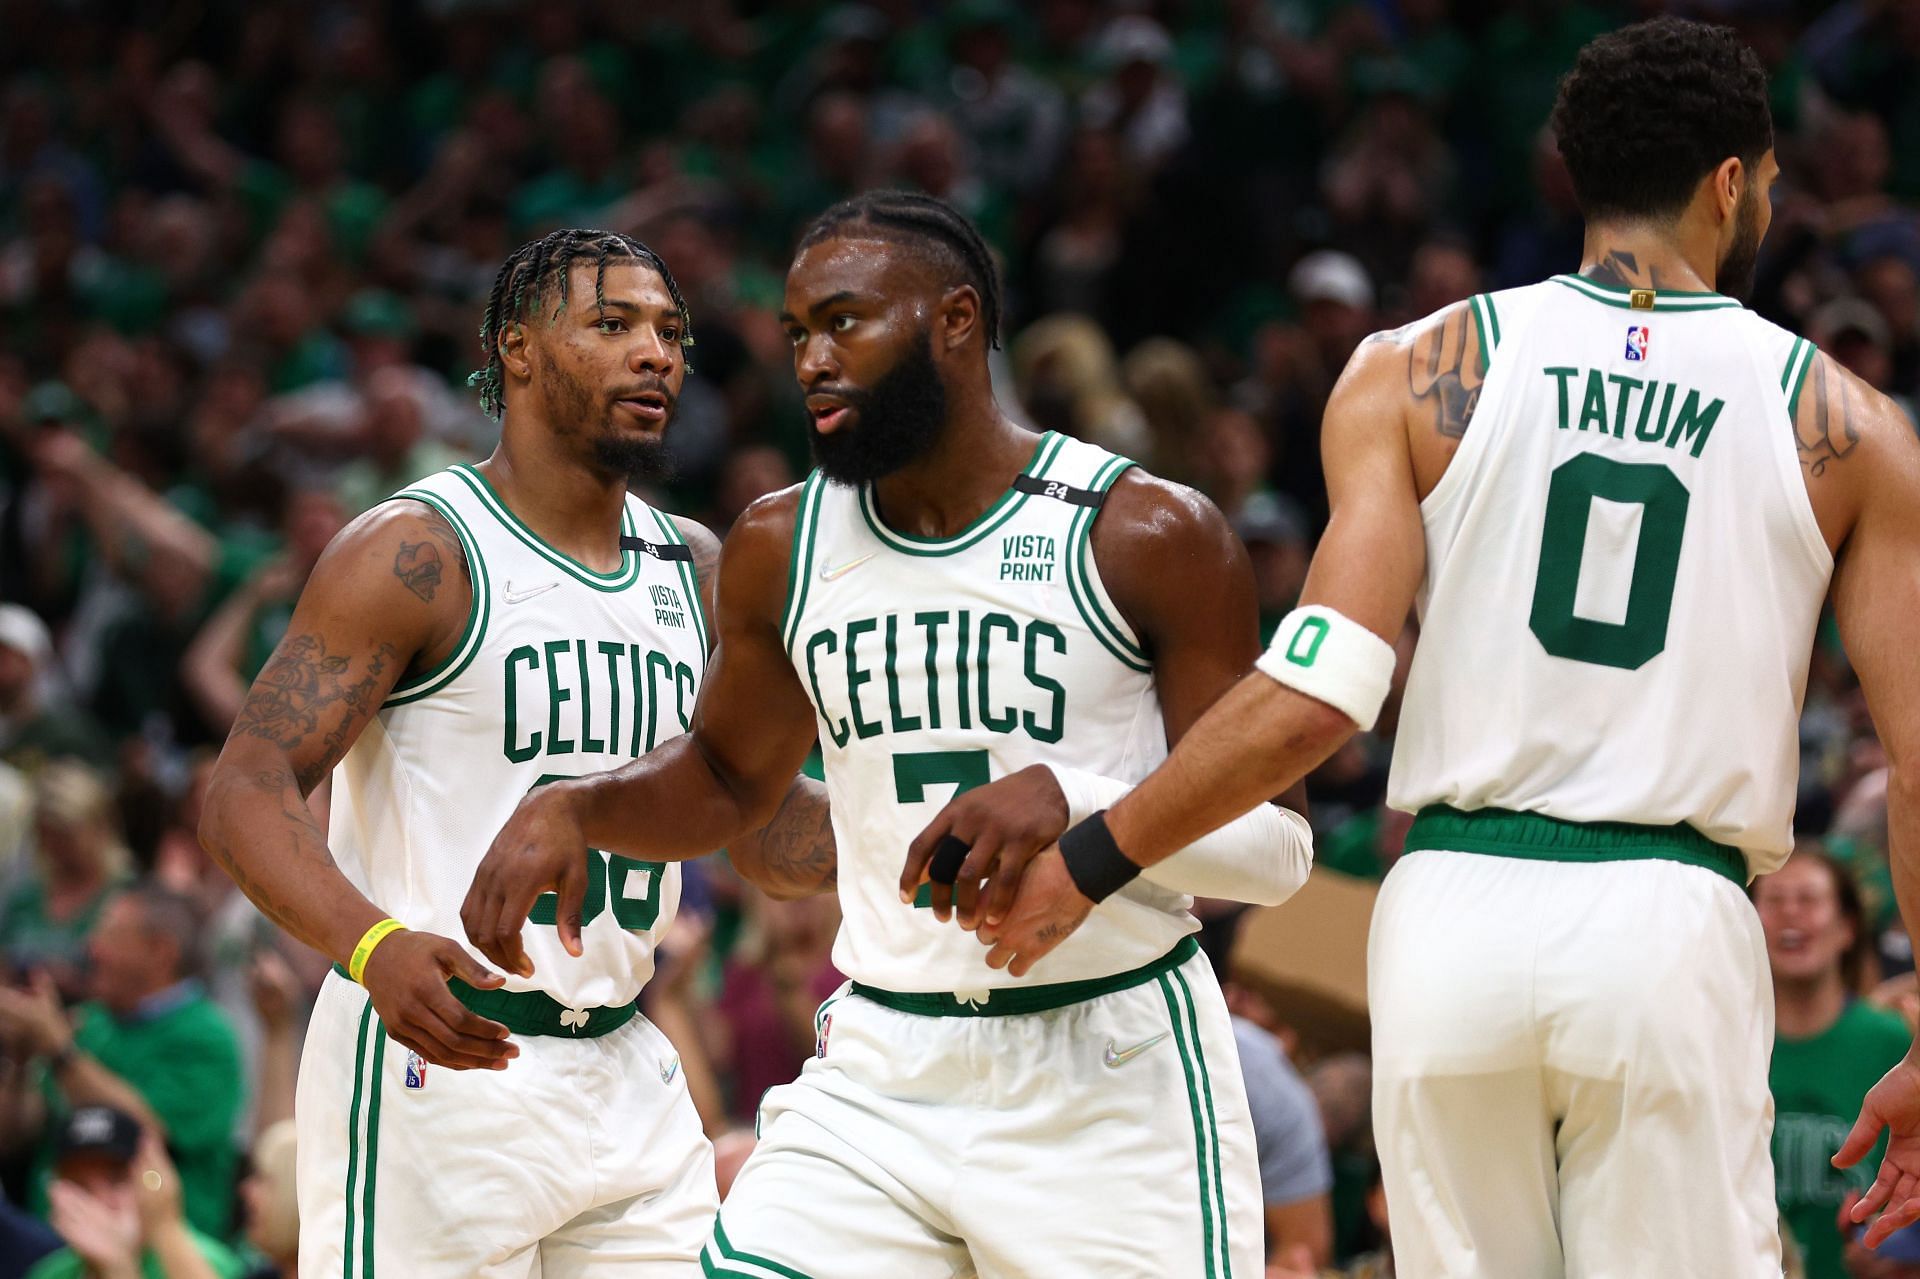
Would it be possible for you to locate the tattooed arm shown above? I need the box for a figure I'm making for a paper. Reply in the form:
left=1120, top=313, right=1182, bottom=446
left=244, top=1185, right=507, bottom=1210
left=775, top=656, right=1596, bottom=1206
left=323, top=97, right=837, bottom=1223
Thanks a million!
left=199, top=500, right=514, bottom=1070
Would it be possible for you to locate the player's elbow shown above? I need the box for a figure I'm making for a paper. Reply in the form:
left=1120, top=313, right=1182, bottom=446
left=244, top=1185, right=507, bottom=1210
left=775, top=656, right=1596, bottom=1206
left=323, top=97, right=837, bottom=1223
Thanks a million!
left=1248, top=807, right=1316, bottom=907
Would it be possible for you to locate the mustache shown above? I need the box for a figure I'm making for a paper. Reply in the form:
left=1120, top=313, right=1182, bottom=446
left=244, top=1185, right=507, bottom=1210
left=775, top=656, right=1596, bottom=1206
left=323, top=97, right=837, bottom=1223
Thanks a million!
left=610, top=376, right=676, bottom=404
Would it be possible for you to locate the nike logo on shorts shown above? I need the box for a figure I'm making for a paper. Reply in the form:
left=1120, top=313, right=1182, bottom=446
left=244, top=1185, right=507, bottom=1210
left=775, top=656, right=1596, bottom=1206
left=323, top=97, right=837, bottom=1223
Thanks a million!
left=1103, top=1032, right=1170, bottom=1069
left=503, top=580, right=560, bottom=605
left=818, top=553, right=877, bottom=582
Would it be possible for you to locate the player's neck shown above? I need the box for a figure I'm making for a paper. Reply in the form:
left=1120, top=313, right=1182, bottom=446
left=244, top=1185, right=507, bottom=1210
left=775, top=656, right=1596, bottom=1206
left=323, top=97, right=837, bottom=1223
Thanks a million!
left=869, top=398, right=1037, bottom=541
left=476, top=432, right=631, bottom=573
left=1577, top=225, right=1719, bottom=295
left=1771, top=969, right=1850, bottom=1041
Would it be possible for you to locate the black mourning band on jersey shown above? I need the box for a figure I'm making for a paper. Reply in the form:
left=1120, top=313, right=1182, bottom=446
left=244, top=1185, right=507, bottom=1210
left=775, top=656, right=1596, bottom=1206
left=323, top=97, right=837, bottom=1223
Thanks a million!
left=619, top=536, right=694, bottom=561
left=927, top=835, right=971, bottom=885
left=1059, top=811, right=1143, bottom=903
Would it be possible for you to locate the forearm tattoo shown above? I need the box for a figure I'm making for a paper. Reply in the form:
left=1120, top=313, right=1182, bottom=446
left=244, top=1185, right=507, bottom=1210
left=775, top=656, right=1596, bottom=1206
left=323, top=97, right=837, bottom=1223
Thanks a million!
left=750, top=782, right=838, bottom=895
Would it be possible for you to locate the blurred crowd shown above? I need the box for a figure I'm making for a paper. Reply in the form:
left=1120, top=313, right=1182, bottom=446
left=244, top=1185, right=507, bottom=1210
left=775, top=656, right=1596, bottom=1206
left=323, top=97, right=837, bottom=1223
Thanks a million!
left=0, top=0, right=1916, bottom=1275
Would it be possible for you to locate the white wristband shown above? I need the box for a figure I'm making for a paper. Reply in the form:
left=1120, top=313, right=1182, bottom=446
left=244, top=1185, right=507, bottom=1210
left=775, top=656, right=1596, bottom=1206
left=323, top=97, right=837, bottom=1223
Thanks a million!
left=1253, top=605, right=1395, bottom=731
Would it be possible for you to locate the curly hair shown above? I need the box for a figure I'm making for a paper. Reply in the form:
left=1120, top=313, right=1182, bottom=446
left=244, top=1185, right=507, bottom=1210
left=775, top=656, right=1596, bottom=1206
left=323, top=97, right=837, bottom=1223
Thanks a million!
left=796, top=190, right=1003, bottom=350
left=1550, top=17, right=1773, bottom=223
left=469, top=229, right=693, bottom=420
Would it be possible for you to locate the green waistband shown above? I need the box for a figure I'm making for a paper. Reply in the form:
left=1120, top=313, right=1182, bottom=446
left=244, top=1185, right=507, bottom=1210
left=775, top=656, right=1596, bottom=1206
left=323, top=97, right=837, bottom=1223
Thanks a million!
left=850, top=935, right=1200, bottom=1018
left=331, top=964, right=639, bottom=1038
left=1403, top=805, right=1749, bottom=885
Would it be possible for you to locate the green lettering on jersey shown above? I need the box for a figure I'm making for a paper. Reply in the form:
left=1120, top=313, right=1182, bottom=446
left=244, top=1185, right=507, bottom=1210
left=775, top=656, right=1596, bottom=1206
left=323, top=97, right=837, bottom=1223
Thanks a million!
left=1606, top=374, right=1643, bottom=439
left=845, top=617, right=882, bottom=740
left=575, top=640, right=603, bottom=753
left=915, top=611, right=948, bottom=731
left=504, top=645, right=541, bottom=762
left=805, top=630, right=851, bottom=749
left=1578, top=369, right=1609, bottom=433
left=1544, top=367, right=1579, bottom=430
left=1667, top=389, right=1723, bottom=458
left=977, top=612, right=1020, bottom=734
left=1023, top=621, right=1067, bottom=744
left=598, top=641, right=625, bottom=753
left=883, top=614, right=922, bottom=734
left=954, top=610, right=973, bottom=731
left=543, top=639, right=574, bottom=756
left=644, top=650, right=673, bottom=753
left=1633, top=379, right=1665, bottom=442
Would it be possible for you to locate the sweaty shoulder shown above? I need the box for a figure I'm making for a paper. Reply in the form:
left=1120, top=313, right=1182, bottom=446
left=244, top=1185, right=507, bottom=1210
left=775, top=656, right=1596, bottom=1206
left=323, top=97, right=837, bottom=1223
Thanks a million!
left=1091, top=466, right=1251, bottom=645
left=1791, top=347, right=1917, bottom=551
left=717, top=482, right=810, bottom=627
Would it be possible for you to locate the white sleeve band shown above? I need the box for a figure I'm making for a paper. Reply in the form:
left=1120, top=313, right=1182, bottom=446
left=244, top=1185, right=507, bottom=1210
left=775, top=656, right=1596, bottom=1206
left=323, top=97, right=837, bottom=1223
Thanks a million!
left=1252, top=605, right=1396, bottom=732
left=1044, top=764, right=1314, bottom=907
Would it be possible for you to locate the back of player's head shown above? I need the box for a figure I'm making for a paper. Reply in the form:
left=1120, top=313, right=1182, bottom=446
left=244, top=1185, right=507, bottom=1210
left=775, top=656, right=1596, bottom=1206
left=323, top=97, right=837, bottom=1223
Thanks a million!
left=470, top=228, right=693, bottom=419
left=1551, top=17, right=1772, bottom=224
left=796, top=190, right=1002, bottom=350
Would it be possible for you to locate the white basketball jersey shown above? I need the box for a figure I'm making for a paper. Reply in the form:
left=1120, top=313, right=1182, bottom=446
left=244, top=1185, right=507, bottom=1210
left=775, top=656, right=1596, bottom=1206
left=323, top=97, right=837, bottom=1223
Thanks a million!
left=784, top=432, right=1194, bottom=991
left=328, top=465, right=708, bottom=1008
left=1388, top=276, right=1834, bottom=873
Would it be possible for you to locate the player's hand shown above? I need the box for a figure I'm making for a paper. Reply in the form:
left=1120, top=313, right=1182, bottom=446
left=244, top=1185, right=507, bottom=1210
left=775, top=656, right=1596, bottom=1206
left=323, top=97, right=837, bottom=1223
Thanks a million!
left=358, top=929, right=516, bottom=1071
left=462, top=780, right=593, bottom=976
left=978, top=847, right=1094, bottom=978
left=1836, top=1055, right=1920, bottom=1247
left=900, top=764, right=1069, bottom=930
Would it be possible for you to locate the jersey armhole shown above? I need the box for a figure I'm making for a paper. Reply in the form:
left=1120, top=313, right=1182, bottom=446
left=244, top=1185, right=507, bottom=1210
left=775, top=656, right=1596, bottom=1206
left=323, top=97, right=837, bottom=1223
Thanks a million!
left=1781, top=336, right=1816, bottom=421
left=383, top=490, right=491, bottom=707
left=780, top=474, right=825, bottom=657
left=1469, top=292, right=1503, bottom=363
left=1063, top=457, right=1152, bottom=673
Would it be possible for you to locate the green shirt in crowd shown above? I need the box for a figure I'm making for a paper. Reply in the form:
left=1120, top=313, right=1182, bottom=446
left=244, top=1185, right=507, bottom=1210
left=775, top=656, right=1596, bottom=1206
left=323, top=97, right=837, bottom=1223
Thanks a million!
left=33, top=987, right=244, bottom=1239
left=1771, top=1000, right=1910, bottom=1279
left=24, top=1227, right=245, bottom=1279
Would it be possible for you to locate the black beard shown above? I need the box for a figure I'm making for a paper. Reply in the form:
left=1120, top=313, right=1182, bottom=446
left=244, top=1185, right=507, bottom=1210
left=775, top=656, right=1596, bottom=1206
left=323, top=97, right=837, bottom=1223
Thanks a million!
left=807, top=331, right=947, bottom=485
left=592, top=426, right=673, bottom=484
left=1718, top=185, right=1762, bottom=301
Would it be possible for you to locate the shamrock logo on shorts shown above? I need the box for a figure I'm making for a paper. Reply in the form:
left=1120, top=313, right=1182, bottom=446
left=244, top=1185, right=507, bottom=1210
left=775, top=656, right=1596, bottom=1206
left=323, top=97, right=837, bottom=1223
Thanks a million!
left=560, top=1007, right=590, bottom=1032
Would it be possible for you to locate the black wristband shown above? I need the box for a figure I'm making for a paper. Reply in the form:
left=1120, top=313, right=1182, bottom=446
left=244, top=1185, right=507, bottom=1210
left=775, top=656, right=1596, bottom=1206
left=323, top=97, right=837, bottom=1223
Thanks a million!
left=1058, top=810, right=1143, bottom=903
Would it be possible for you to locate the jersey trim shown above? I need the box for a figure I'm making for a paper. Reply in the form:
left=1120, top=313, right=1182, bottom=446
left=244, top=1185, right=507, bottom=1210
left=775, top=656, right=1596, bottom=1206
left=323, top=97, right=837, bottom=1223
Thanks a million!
left=854, top=431, right=1065, bottom=556
left=1782, top=337, right=1816, bottom=420
left=780, top=474, right=826, bottom=654
left=1404, top=804, right=1748, bottom=884
left=1549, top=274, right=1743, bottom=312
left=850, top=934, right=1198, bottom=1015
left=1161, top=967, right=1229, bottom=1279
left=650, top=508, right=710, bottom=662
left=449, top=464, right=644, bottom=591
left=1064, top=455, right=1151, bottom=673
left=705, top=1219, right=820, bottom=1279
left=383, top=490, right=491, bottom=708
left=342, top=1002, right=385, bottom=1278
left=1469, top=292, right=1501, bottom=354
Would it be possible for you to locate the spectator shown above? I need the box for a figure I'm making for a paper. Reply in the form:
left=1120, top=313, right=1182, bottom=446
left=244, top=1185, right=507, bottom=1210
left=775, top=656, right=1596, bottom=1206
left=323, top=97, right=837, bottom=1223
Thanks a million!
left=25, top=1106, right=240, bottom=1279
left=1758, top=850, right=1913, bottom=1279
left=1009, top=312, right=1149, bottom=458
left=1231, top=1010, right=1334, bottom=1265
left=0, top=885, right=242, bottom=1239
left=0, top=763, right=132, bottom=997
left=236, top=1121, right=295, bottom=1279
left=0, top=606, right=110, bottom=772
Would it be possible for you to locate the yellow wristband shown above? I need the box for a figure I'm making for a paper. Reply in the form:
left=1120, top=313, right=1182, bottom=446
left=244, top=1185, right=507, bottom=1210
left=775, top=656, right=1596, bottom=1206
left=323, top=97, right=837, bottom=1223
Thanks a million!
left=348, top=918, right=408, bottom=985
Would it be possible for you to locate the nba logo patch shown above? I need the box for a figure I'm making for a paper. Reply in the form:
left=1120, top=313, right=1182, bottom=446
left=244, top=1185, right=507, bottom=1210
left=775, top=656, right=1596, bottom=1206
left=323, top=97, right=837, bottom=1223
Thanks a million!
left=404, top=1050, right=427, bottom=1090
left=815, top=1012, right=833, bottom=1059
left=1625, top=325, right=1650, bottom=362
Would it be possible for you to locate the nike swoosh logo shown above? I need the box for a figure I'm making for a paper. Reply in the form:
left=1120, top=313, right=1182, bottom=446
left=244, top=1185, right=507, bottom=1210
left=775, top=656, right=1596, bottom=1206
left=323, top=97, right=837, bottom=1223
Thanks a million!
left=818, top=553, right=877, bottom=583
left=1103, top=1032, right=1170, bottom=1069
left=502, top=581, right=560, bottom=605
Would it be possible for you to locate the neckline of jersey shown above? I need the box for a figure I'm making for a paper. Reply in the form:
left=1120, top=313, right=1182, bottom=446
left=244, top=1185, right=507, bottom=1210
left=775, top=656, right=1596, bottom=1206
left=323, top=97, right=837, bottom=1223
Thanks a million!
left=450, top=463, right=643, bottom=589
left=1550, top=274, right=1744, bottom=310
left=857, top=431, right=1064, bottom=555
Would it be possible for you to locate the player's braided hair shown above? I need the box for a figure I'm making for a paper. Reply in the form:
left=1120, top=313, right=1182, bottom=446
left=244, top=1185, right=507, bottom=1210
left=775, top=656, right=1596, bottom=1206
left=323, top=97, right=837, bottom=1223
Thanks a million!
left=469, top=229, right=693, bottom=420
left=796, top=191, right=1003, bottom=349
left=1551, top=17, right=1772, bottom=223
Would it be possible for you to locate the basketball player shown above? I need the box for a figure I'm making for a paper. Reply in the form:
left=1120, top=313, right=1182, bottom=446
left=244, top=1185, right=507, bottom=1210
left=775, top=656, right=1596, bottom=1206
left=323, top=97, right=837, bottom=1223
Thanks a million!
left=462, top=191, right=1316, bottom=1277
left=198, top=230, right=807, bottom=1276
left=954, top=17, right=1920, bottom=1275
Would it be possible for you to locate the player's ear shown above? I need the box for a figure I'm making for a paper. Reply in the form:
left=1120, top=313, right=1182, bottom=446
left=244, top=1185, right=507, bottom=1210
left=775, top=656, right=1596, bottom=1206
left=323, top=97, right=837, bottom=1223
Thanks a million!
left=938, top=285, right=981, bottom=354
left=498, top=322, right=533, bottom=382
left=1711, top=155, right=1744, bottom=226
